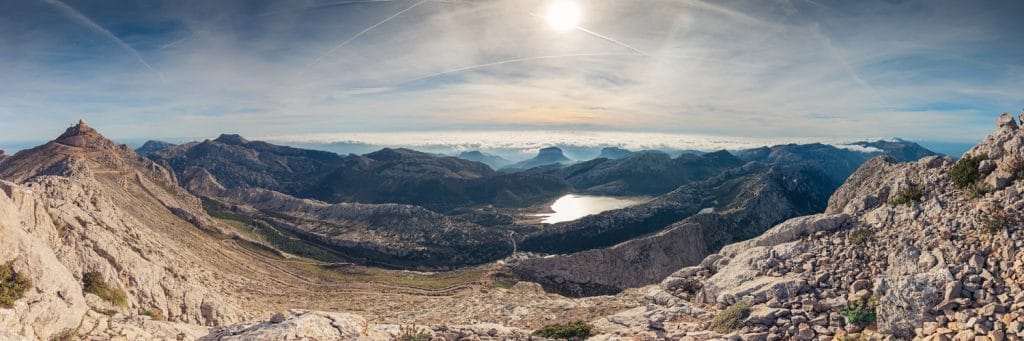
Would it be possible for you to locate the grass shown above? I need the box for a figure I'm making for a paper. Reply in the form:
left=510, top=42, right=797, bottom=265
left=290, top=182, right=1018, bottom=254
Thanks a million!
left=709, top=301, right=750, bottom=333
left=397, top=325, right=431, bottom=341
left=532, top=321, right=593, bottom=340
left=979, top=209, right=1013, bottom=234
left=82, top=272, right=127, bottom=308
left=0, top=262, right=32, bottom=309
left=849, top=229, right=873, bottom=246
left=140, top=307, right=166, bottom=321
left=840, top=299, right=876, bottom=326
left=950, top=154, right=987, bottom=189
left=888, top=187, right=923, bottom=206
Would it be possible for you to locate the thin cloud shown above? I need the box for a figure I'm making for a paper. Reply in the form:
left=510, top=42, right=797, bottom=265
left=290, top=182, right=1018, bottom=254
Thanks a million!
left=41, top=0, right=165, bottom=80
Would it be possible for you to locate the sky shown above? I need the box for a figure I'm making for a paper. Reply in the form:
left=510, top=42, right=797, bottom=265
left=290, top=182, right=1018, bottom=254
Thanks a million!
left=1, top=0, right=1022, bottom=147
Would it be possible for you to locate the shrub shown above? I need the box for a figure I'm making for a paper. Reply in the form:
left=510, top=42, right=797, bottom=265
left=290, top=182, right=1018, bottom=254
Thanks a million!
left=709, top=301, right=750, bottom=333
left=979, top=209, right=1012, bottom=234
left=849, top=229, right=873, bottom=246
left=82, top=272, right=127, bottom=307
left=140, top=307, right=166, bottom=321
left=964, top=181, right=992, bottom=199
left=532, top=321, right=594, bottom=340
left=888, top=187, right=923, bottom=206
left=50, top=329, right=77, bottom=341
left=840, top=299, right=876, bottom=326
left=0, top=262, right=32, bottom=308
left=950, top=154, right=987, bottom=189
left=397, top=325, right=431, bottom=341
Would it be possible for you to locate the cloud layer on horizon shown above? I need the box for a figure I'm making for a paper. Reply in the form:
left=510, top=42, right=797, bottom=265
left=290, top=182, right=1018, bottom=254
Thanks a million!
left=1, top=0, right=1022, bottom=143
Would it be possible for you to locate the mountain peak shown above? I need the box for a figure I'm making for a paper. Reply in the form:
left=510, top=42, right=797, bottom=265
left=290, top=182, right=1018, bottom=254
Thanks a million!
left=213, top=134, right=250, bottom=145
left=54, top=119, right=115, bottom=149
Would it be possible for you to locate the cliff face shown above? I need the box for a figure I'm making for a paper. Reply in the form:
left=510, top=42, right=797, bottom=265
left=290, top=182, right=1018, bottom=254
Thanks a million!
left=0, top=121, right=248, bottom=339
left=510, top=163, right=834, bottom=297
left=607, top=113, right=1024, bottom=339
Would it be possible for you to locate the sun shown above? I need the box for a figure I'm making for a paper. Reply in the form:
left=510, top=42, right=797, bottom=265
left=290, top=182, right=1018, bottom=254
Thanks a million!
left=545, top=1, right=582, bottom=32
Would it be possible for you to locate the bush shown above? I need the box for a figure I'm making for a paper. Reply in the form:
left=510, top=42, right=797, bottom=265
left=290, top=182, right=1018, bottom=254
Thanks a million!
left=950, top=154, right=987, bottom=189
left=0, top=262, right=32, bottom=308
left=82, top=272, right=127, bottom=307
left=396, top=325, right=430, bottom=341
left=979, top=209, right=1013, bottom=234
left=849, top=229, right=873, bottom=246
left=888, top=187, right=923, bottom=206
left=964, top=181, right=992, bottom=199
left=140, top=307, right=166, bottom=321
left=532, top=321, right=593, bottom=340
left=840, top=299, right=876, bottom=326
left=709, top=301, right=750, bottom=333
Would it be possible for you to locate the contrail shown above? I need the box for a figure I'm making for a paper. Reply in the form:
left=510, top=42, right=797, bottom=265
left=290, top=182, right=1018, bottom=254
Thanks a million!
left=42, top=0, right=164, bottom=80
left=307, top=0, right=429, bottom=68
left=257, top=0, right=397, bottom=18
left=574, top=26, right=650, bottom=57
left=528, top=12, right=649, bottom=57
left=395, top=52, right=639, bottom=86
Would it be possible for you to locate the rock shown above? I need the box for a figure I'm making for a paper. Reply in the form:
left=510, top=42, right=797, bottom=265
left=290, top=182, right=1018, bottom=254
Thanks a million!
left=874, top=269, right=953, bottom=338
left=997, top=113, right=1019, bottom=130
left=201, top=310, right=372, bottom=340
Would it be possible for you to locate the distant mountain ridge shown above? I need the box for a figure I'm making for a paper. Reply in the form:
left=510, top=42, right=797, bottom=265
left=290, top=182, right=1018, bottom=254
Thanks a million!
left=457, top=150, right=511, bottom=169
left=501, top=146, right=571, bottom=171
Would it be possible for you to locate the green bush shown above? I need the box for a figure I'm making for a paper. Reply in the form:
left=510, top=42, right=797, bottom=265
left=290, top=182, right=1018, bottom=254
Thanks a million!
left=397, top=325, right=430, bottom=341
left=979, top=209, right=1012, bottom=234
left=849, top=229, right=873, bottom=246
left=964, top=181, right=992, bottom=199
left=709, top=301, right=750, bottom=333
left=82, top=272, right=127, bottom=307
left=0, top=262, right=32, bottom=308
left=888, top=187, right=923, bottom=206
left=840, top=299, right=876, bottom=326
left=950, top=154, right=987, bottom=189
left=532, top=321, right=593, bottom=340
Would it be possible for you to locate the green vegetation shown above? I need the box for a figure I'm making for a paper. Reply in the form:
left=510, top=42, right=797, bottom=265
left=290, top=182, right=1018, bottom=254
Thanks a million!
left=888, top=187, right=923, bottom=206
left=202, top=198, right=349, bottom=263
left=950, top=154, right=987, bottom=189
left=532, top=321, right=593, bottom=340
left=840, top=299, right=876, bottom=326
left=709, top=301, right=750, bottom=333
left=397, top=325, right=431, bottom=341
left=850, top=229, right=873, bottom=246
left=0, top=262, right=32, bottom=309
left=82, top=272, right=127, bottom=307
left=979, top=209, right=1012, bottom=234
left=964, top=181, right=992, bottom=199
left=140, top=307, right=166, bottom=321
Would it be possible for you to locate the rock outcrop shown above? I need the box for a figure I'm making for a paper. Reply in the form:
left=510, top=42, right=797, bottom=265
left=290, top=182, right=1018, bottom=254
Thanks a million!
left=602, top=114, right=1024, bottom=339
left=0, top=121, right=248, bottom=339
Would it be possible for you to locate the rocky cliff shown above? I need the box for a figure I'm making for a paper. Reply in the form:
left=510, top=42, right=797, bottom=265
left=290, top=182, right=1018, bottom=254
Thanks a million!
left=597, top=113, right=1024, bottom=339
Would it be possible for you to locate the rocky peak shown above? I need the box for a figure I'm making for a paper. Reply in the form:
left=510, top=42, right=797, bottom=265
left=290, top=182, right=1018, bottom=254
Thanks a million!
left=213, top=134, right=250, bottom=145
left=997, top=112, right=1019, bottom=130
left=964, top=113, right=1023, bottom=190
left=536, top=146, right=568, bottom=161
left=54, top=119, right=116, bottom=149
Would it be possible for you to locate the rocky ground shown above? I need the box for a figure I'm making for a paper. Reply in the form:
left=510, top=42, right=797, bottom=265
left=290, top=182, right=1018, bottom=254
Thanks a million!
left=595, top=113, right=1024, bottom=340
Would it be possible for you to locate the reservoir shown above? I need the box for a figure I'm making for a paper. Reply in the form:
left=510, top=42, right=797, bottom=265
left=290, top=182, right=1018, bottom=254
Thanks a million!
left=533, top=194, right=650, bottom=224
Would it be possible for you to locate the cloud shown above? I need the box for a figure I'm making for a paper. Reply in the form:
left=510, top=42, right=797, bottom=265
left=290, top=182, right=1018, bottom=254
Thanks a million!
left=0, top=0, right=1022, bottom=143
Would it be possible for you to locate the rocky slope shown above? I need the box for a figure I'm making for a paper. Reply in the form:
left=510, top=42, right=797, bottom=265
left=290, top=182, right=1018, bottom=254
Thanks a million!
left=592, top=113, right=1024, bottom=340
left=542, top=149, right=745, bottom=196
left=510, top=162, right=834, bottom=297
left=735, top=140, right=939, bottom=186
left=135, top=140, right=177, bottom=156
left=306, top=148, right=569, bottom=211
left=154, top=139, right=570, bottom=212
left=151, top=134, right=348, bottom=196
left=0, top=121, right=250, bottom=339
left=192, top=181, right=513, bottom=269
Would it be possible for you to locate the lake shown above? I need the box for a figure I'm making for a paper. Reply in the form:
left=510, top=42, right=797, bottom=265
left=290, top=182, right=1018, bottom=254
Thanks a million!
left=532, top=194, right=651, bottom=224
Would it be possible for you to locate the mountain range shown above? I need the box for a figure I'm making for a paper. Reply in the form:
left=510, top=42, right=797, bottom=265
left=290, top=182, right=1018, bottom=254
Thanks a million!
left=8, top=115, right=1021, bottom=340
